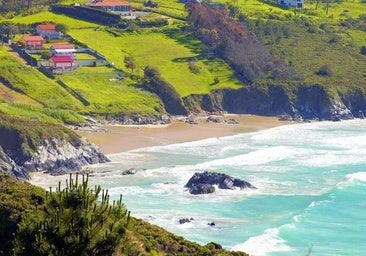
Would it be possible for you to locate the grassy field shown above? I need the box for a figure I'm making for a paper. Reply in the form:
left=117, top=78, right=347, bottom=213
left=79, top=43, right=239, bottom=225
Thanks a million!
left=58, top=66, right=164, bottom=116
left=2, top=0, right=366, bottom=122
left=8, top=11, right=243, bottom=97
left=9, top=11, right=99, bottom=29
left=0, top=47, right=83, bottom=110
left=0, top=46, right=162, bottom=119
left=70, top=28, right=243, bottom=97
left=0, top=82, right=41, bottom=106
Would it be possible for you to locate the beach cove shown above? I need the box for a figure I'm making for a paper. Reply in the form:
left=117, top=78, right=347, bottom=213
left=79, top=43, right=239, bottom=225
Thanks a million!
left=77, top=115, right=288, bottom=154
left=30, top=117, right=366, bottom=256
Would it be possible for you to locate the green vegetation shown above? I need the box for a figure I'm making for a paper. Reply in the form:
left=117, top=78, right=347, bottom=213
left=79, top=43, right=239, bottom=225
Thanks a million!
left=0, top=47, right=83, bottom=110
left=13, top=174, right=130, bottom=256
left=0, top=174, right=248, bottom=256
left=58, top=67, right=164, bottom=116
left=69, top=28, right=243, bottom=97
left=0, top=175, right=45, bottom=255
left=0, top=111, right=81, bottom=158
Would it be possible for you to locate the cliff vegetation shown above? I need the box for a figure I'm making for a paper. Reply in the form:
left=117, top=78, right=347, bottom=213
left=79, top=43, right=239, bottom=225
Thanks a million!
left=0, top=174, right=248, bottom=256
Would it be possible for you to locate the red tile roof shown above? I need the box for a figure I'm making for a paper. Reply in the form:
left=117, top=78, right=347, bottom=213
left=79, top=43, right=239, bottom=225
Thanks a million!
left=51, top=56, right=74, bottom=63
left=38, top=24, right=56, bottom=31
left=88, top=1, right=131, bottom=7
left=51, top=44, right=75, bottom=50
left=22, top=35, right=44, bottom=42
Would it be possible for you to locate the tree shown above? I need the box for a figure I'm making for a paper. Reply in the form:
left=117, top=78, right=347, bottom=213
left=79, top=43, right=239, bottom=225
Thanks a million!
left=316, top=65, right=333, bottom=76
left=55, top=23, right=69, bottom=35
left=360, top=46, right=366, bottom=55
left=13, top=174, right=130, bottom=256
left=124, top=55, right=136, bottom=73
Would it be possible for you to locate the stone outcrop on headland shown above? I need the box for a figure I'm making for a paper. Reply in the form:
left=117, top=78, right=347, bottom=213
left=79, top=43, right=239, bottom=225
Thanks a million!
left=0, top=135, right=109, bottom=180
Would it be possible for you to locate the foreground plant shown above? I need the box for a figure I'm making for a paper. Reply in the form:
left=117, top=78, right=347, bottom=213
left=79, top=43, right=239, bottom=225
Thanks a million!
left=13, top=174, right=130, bottom=256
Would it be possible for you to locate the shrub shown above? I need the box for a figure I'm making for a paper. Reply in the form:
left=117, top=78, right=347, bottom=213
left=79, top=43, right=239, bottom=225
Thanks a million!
left=316, top=65, right=333, bottom=76
left=13, top=174, right=130, bottom=256
left=360, top=46, right=366, bottom=55
left=213, top=77, right=220, bottom=84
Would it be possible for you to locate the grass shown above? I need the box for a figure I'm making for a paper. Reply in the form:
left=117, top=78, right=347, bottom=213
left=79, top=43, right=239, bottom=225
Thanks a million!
left=7, top=11, right=243, bottom=98
left=0, top=82, right=41, bottom=106
left=9, top=11, right=99, bottom=29
left=2, top=0, right=366, bottom=121
left=0, top=47, right=84, bottom=110
left=0, top=103, right=84, bottom=124
left=69, top=28, right=243, bottom=97
left=58, top=66, right=164, bottom=116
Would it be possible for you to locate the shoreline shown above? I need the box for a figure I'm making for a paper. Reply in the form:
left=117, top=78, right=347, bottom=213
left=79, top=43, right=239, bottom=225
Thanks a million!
left=76, top=114, right=291, bottom=154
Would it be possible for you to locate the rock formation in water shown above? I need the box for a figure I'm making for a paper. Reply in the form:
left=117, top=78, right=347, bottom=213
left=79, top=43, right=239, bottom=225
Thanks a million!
left=185, top=171, right=256, bottom=195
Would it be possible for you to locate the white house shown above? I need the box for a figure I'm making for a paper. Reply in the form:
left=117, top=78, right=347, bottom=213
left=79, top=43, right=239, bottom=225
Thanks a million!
left=278, top=0, right=303, bottom=8
left=50, top=44, right=76, bottom=57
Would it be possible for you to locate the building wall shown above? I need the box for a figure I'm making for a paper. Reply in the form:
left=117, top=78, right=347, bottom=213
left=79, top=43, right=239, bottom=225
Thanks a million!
left=26, top=41, right=43, bottom=50
left=37, top=29, right=60, bottom=39
left=53, top=62, right=73, bottom=69
left=278, top=0, right=303, bottom=8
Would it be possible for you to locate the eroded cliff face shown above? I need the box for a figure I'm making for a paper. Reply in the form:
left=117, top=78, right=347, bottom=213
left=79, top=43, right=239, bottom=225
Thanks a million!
left=0, top=136, right=109, bottom=180
left=183, top=84, right=361, bottom=121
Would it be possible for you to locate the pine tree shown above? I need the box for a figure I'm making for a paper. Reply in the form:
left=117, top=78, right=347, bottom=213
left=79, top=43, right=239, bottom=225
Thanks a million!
left=13, top=174, right=130, bottom=256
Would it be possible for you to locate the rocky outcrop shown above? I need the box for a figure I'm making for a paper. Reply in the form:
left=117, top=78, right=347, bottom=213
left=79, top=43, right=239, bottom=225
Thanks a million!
left=1, top=137, right=109, bottom=179
left=0, top=147, right=29, bottom=180
left=183, top=84, right=361, bottom=121
left=185, top=171, right=256, bottom=195
left=296, top=85, right=354, bottom=121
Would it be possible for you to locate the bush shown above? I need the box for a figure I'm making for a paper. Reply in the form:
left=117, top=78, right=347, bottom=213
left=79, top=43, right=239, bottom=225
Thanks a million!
left=360, top=46, right=366, bottom=55
left=316, top=65, right=333, bottom=76
left=213, top=77, right=220, bottom=84
left=13, top=174, right=130, bottom=256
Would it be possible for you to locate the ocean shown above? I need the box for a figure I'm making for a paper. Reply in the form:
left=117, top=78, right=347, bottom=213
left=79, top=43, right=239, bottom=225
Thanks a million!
left=31, top=119, right=366, bottom=256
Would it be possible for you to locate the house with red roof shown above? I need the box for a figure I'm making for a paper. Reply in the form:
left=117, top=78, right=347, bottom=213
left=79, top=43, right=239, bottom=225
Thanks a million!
left=86, top=0, right=131, bottom=12
left=50, top=43, right=76, bottom=57
left=22, top=35, right=44, bottom=50
left=50, top=56, right=74, bottom=71
left=36, top=24, right=60, bottom=39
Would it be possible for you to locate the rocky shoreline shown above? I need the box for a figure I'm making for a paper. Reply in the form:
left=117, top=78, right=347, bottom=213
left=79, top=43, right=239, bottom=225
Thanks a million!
left=0, top=137, right=109, bottom=180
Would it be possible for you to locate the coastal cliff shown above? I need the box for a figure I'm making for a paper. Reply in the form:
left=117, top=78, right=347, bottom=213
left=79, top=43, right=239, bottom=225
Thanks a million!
left=0, top=113, right=109, bottom=180
left=183, top=84, right=359, bottom=121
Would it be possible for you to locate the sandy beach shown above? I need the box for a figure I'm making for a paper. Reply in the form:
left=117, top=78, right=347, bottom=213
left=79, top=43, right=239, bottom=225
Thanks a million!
left=77, top=115, right=291, bottom=154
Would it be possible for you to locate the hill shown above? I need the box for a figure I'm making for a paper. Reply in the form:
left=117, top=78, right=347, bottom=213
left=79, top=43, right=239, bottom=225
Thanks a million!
left=0, top=174, right=249, bottom=255
left=0, top=0, right=365, bottom=123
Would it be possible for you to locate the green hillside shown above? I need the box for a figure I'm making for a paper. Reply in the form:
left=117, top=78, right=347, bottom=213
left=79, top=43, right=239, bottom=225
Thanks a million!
left=1, top=0, right=366, bottom=121
left=0, top=174, right=248, bottom=256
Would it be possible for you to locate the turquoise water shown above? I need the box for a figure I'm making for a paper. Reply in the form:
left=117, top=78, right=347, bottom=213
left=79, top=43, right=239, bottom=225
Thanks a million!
left=31, top=120, right=366, bottom=255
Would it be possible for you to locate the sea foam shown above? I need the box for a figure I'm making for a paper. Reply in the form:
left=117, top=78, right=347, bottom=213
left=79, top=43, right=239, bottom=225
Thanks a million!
left=231, top=228, right=294, bottom=256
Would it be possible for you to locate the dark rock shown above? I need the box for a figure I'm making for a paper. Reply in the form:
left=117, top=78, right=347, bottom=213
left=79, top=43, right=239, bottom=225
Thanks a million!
left=206, top=115, right=223, bottom=123
left=189, top=183, right=215, bottom=194
left=179, top=217, right=194, bottom=224
left=0, top=148, right=29, bottom=180
left=185, top=115, right=199, bottom=125
left=227, top=118, right=238, bottom=124
left=2, top=137, right=109, bottom=179
left=185, top=171, right=256, bottom=194
left=355, top=110, right=365, bottom=119
left=207, top=222, right=216, bottom=226
left=122, top=168, right=137, bottom=175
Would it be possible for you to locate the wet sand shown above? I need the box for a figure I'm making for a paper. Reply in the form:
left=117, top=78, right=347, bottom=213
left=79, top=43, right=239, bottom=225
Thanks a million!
left=77, top=115, right=291, bottom=154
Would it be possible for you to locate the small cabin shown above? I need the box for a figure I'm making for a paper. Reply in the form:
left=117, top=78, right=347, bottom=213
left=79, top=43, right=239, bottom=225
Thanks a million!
left=36, top=24, right=60, bottom=39
left=86, top=0, right=131, bottom=12
left=50, top=56, right=74, bottom=71
left=22, top=35, right=44, bottom=50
